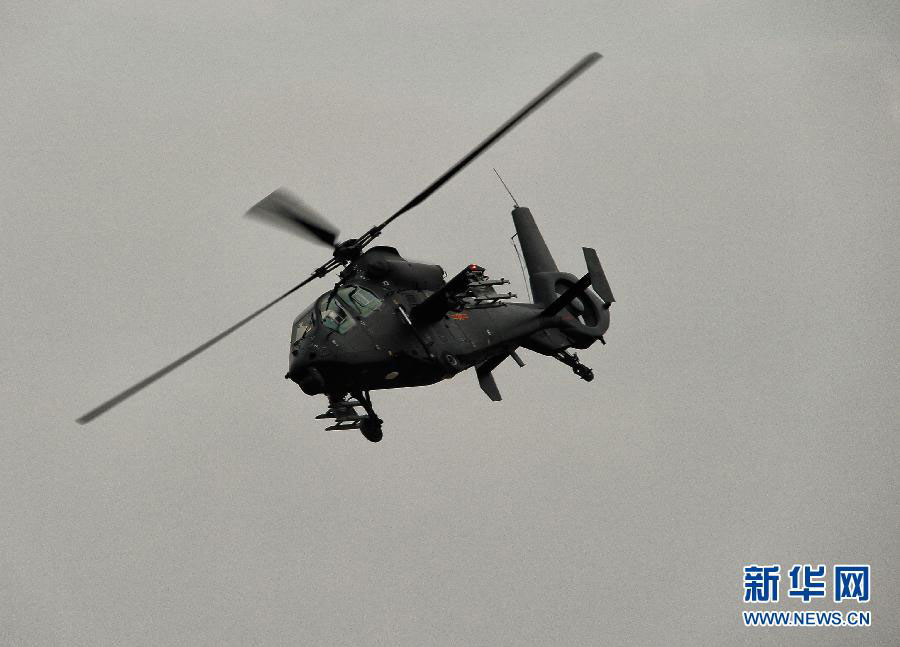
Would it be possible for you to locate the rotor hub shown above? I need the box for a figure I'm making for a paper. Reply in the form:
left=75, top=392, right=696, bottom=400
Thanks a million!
left=333, top=238, right=363, bottom=264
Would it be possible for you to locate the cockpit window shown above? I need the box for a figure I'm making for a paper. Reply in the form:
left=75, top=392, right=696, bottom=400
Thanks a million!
left=302, top=286, right=381, bottom=338
left=319, top=294, right=356, bottom=334
left=340, top=286, right=382, bottom=317
left=291, top=308, right=314, bottom=344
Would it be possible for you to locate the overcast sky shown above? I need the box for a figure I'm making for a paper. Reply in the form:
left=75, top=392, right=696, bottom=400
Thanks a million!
left=2, top=2, right=898, bottom=645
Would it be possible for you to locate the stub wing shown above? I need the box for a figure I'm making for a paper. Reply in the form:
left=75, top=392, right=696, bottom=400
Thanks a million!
left=410, top=265, right=514, bottom=325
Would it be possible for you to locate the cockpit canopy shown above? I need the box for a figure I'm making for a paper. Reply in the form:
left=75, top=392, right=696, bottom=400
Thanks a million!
left=291, top=285, right=383, bottom=343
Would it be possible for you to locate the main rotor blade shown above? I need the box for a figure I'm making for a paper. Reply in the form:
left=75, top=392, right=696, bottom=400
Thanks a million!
left=247, top=187, right=339, bottom=248
left=376, top=52, right=602, bottom=231
left=76, top=266, right=335, bottom=424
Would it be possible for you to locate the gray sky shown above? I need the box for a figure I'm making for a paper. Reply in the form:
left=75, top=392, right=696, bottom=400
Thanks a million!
left=2, top=1, right=898, bottom=645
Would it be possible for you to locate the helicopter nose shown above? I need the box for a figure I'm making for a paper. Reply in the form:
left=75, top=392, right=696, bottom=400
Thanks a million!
left=287, top=355, right=326, bottom=395
left=298, top=367, right=326, bottom=395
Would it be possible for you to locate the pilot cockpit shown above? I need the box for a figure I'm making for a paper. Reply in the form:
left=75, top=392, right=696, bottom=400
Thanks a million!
left=291, top=285, right=383, bottom=344
left=319, top=292, right=356, bottom=334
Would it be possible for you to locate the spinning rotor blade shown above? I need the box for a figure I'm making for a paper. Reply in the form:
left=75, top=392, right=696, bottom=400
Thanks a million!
left=374, top=52, right=602, bottom=233
left=246, top=187, right=339, bottom=248
left=76, top=262, right=338, bottom=424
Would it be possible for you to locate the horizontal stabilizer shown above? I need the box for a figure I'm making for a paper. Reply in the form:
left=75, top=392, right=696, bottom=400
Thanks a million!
left=582, top=247, right=614, bottom=305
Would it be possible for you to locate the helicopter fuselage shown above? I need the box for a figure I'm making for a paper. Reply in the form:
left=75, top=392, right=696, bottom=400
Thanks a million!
left=287, top=285, right=534, bottom=395
left=286, top=245, right=610, bottom=399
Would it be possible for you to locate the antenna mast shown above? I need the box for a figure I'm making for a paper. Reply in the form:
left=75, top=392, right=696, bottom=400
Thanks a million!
left=492, top=168, right=519, bottom=208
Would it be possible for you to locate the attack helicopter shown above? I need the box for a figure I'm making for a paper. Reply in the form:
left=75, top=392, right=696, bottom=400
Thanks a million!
left=77, top=52, right=616, bottom=442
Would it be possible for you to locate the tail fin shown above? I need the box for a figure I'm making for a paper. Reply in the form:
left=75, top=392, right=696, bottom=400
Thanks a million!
left=511, top=206, right=612, bottom=350
left=511, top=206, right=559, bottom=305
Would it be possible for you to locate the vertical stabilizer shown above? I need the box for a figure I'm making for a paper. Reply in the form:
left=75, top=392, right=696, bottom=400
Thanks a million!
left=512, top=206, right=558, bottom=304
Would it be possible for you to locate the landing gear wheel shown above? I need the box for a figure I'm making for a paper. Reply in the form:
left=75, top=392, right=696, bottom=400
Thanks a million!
left=360, top=417, right=383, bottom=443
